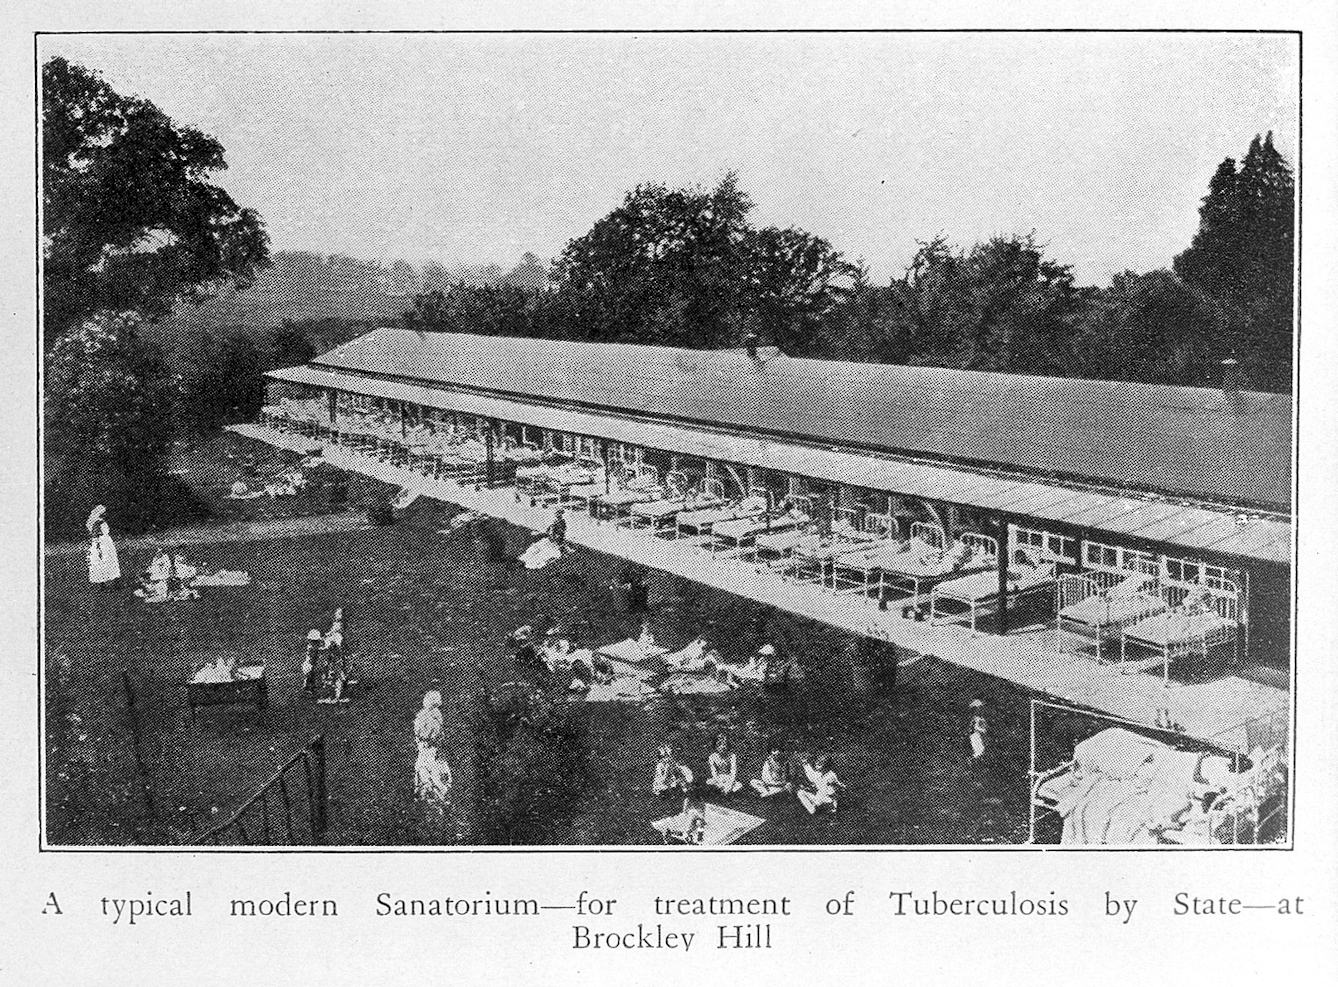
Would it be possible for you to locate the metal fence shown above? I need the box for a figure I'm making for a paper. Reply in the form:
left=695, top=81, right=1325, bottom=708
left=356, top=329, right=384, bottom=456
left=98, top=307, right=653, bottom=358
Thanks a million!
left=192, top=735, right=328, bottom=845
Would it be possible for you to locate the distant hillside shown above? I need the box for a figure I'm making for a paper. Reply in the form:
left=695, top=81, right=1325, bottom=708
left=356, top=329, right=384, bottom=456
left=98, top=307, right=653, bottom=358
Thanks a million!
left=155, top=249, right=548, bottom=338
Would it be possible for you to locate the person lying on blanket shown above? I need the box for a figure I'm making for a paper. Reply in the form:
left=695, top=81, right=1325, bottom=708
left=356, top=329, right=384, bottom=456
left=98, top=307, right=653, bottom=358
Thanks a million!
left=750, top=746, right=791, bottom=797
left=797, top=753, right=845, bottom=814
left=706, top=733, right=744, bottom=794
left=653, top=744, right=694, bottom=796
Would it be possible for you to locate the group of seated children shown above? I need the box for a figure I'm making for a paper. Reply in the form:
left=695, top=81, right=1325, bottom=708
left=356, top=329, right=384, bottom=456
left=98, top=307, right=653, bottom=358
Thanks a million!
left=135, top=549, right=201, bottom=602
left=302, top=608, right=351, bottom=702
left=654, top=734, right=845, bottom=817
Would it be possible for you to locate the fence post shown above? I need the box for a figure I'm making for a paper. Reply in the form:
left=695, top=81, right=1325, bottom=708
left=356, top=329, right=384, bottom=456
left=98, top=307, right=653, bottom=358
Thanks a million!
left=121, top=670, right=155, bottom=820
left=311, top=734, right=328, bottom=841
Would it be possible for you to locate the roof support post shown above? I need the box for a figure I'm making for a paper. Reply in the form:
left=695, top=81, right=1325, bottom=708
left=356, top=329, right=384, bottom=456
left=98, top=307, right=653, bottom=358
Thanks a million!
left=997, top=515, right=1011, bottom=635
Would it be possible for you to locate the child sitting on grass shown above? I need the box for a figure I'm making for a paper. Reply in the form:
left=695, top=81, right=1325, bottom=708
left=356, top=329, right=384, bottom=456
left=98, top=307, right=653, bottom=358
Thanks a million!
left=750, top=746, right=790, bottom=798
left=706, top=733, right=743, bottom=795
left=652, top=744, right=694, bottom=796
left=797, top=753, right=845, bottom=815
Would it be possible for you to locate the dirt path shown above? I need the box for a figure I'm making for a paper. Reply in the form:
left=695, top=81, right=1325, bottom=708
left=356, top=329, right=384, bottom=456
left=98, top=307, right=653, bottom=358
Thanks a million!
left=44, top=511, right=373, bottom=558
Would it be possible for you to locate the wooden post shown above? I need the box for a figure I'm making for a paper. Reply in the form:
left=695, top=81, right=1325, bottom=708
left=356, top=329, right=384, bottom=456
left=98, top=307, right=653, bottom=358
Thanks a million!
left=121, top=671, right=155, bottom=819
left=997, top=516, right=1011, bottom=635
left=484, top=430, right=495, bottom=489
left=1027, top=699, right=1037, bottom=844
left=311, top=734, right=328, bottom=841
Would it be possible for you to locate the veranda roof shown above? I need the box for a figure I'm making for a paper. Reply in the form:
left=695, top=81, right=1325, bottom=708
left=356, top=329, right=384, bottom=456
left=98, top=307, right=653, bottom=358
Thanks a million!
left=307, top=328, right=1292, bottom=510
left=267, top=363, right=1291, bottom=566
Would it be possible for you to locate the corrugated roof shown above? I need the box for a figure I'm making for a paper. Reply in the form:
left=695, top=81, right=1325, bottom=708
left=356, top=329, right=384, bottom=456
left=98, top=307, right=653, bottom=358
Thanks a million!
left=309, top=328, right=1292, bottom=510
left=267, top=363, right=1292, bottom=565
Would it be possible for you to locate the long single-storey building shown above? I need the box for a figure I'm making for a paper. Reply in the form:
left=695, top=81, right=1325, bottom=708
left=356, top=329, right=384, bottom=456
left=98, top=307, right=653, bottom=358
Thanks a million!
left=264, top=327, right=1293, bottom=671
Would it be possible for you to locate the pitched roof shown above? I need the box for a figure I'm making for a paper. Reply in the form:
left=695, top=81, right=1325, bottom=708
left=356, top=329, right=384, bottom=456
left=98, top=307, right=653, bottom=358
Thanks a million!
left=309, top=328, right=1293, bottom=510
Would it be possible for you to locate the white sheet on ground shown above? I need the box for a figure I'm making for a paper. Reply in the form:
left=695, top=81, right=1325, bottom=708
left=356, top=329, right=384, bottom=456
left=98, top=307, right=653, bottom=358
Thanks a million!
left=651, top=804, right=766, bottom=845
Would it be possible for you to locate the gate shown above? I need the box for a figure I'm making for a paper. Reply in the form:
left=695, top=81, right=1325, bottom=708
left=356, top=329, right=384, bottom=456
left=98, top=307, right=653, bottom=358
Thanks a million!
left=192, top=735, right=328, bottom=845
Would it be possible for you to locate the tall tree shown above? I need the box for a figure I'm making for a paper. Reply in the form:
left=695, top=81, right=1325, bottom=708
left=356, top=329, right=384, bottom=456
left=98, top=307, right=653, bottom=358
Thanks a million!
left=44, top=312, right=178, bottom=536
left=879, top=234, right=1088, bottom=375
left=403, top=282, right=535, bottom=337
left=1070, top=269, right=1241, bottom=387
left=1174, top=133, right=1294, bottom=391
left=742, top=226, right=859, bottom=357
left=550, top=173, right=755, bottom=347
left=42, top=57, right=270, bottom=349
left=270, top=319, right=319, bottom=369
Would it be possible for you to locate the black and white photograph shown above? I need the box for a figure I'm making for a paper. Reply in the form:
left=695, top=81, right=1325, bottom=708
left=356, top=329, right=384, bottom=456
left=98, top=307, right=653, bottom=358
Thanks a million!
left=38, top=30, right=1296, bottom=850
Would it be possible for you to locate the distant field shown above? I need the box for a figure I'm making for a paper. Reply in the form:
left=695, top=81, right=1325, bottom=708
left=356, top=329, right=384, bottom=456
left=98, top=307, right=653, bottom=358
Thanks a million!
left=158, top=283, right=410, bottom=335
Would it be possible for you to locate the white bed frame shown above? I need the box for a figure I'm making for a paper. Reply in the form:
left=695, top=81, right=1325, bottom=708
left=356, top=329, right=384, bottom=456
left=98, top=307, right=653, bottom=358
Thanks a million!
left=1055, top=555, right=1163, bottom=662
left=929, top=547, right=1056, bottom=631
left=624, top=470, right=699, bottom=533
left=603, top=464, right=664, bottom=525
left=827, top=514, right=918, bottom=597
left=878, top=528, right=997, bottom=605
left=1117, top=574, right=1242, bottom=685
left=673, top=483, right=766, bottom=541
left=717, top=494, right=815, bottom=560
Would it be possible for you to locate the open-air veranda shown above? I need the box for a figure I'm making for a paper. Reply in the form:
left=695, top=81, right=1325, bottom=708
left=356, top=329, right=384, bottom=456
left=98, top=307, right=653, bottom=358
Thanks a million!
left=241, top=398, right=1289, bottom=753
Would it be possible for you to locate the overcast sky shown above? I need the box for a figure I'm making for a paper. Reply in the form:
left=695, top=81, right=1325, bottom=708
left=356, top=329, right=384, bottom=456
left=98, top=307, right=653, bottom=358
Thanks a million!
left=43, top=32, right=1297, bottom=286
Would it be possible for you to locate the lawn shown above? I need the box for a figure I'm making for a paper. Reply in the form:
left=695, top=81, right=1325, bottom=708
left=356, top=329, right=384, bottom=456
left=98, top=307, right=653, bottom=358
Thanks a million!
left=45, top=438, right=1059, bottom=847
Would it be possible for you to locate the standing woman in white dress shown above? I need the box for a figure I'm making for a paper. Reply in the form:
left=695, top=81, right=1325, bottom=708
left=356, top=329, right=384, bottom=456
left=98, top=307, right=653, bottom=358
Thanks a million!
left=86, top=507, right=122, bottom=590
left=413, top=691, right=453, bottom=828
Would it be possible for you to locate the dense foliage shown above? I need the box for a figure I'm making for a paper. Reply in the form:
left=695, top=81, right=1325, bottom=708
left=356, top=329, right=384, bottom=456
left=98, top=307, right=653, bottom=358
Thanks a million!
left=1173, top=132, right=1295, bottom=392
left=471, top=684, right=591, bottom=844
left=44, top=312, right=179, bottom=535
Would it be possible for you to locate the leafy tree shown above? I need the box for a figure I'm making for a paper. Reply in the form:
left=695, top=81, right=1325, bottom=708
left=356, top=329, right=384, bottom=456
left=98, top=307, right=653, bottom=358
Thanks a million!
left=42, top=57, right=270, bottom=349
left=44, top=312, right=178, bottom=536
left=1174, top=133, right=1294, bottom=391
left=1071, top=269, right=1242, bottom=387
left=742, top=226, right=860, bottom=357
left=403, top=282, right=535, bottom=337
left=550, top=173, right=755, bottom=347
left=178, top=329, right=267, bottom=433
left=270, top=320, right=318, bottom=369
left=878, top=234, right=1089, bottom=375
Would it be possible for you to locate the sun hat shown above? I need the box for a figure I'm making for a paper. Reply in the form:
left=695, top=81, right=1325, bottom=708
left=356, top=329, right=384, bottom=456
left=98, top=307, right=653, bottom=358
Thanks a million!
left=758, top=644, right=777, bottom=656
left=307, top=629, right=323, bottom=641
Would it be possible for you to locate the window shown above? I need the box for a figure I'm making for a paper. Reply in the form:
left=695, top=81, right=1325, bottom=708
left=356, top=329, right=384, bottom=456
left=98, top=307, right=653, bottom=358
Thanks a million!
left=1016, top=526, right=1076, bottom=563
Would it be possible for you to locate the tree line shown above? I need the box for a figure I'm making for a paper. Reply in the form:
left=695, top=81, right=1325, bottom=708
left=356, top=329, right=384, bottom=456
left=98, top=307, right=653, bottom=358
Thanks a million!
left=41, top=55, right=1294, bottom=539
left=405, top=142, right=1293, bottom=394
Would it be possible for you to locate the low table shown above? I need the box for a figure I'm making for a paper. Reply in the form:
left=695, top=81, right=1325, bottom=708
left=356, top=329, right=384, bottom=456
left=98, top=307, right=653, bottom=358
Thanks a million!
left=186, top=665, right=267, bottom=720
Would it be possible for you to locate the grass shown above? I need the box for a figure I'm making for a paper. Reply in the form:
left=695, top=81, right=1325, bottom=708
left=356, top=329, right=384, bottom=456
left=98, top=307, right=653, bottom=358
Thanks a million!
left=45, top=436, right=1066, bottom=847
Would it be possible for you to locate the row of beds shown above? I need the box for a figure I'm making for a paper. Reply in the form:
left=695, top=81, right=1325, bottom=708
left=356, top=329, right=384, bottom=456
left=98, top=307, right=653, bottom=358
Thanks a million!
left=516, top=461, right=1243, bottom=671
left=261, top=418, right=1244, bottom=674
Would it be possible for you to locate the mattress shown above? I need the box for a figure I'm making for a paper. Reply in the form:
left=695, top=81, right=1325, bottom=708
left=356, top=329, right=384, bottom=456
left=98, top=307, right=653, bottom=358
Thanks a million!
left=935, top=564, right=1055, bottom=604
left=713, top=513, right=808, bottom=542
left=1123, top=607, right=1235, bottom=648
left=677, top=502, right=762, bottom=530
left=1060, top=591, right=1167, bottom=628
